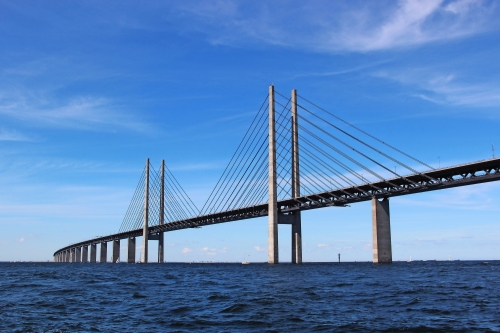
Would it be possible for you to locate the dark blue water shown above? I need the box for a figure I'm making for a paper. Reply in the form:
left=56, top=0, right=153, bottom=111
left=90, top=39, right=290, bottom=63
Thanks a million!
left=1, top=261, right=499, bottom=332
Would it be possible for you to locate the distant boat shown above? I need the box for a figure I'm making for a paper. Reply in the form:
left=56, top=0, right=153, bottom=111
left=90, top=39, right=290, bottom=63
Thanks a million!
left=115, top=257, right=120, bottom=263
left=407, top=256, right=412, bottom=262
left=242, top=253, right=250, bottom=264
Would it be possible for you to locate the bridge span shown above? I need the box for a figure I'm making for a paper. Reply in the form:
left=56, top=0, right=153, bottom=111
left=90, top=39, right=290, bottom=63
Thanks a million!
left=53, top=86, right=500, bottom=264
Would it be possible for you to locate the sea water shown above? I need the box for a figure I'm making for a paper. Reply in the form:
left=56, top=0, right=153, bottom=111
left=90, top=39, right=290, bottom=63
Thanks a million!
left=0, top=261, right=498, bottom=332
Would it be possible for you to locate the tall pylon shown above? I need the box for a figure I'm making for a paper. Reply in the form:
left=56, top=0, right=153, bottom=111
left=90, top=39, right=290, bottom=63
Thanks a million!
left=268, top=85, right=279, bottom=264
left=291, top=89, right=302, bottom=264
left=142, top=158, right=149, bottom=263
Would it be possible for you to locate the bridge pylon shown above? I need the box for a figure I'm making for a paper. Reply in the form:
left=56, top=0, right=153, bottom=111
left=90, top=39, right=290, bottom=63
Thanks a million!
left=268, top=86, right=303, bottom=264
left=290, top=89, right=302, bottom=264
left=142, top=158, right=149, bottom=263
left=268, top=85, right=279, bottom=264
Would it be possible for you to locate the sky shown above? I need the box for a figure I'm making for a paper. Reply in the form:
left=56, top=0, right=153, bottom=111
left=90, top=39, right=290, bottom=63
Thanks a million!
left=1, top=0, right=499, bottom=262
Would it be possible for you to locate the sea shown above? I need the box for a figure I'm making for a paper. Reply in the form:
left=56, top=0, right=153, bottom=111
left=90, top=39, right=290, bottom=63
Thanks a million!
left=0, top=261, right=498, bottom=332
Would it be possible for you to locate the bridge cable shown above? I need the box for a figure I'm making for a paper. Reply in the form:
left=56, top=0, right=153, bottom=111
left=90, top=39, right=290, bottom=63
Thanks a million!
left=278, top=91, right=435, bottom=171
left=199, top=96, right=268, bottom=215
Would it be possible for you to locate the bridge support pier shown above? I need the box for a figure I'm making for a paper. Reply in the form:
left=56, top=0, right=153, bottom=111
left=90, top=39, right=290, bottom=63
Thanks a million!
left=82, top=246, right=88, bottom=263
left=90, top=244, right=96, bottom=263
left=100, top=242, right=107, bottom=263
left=128, top=237, right=136, bottom=263
left=112, top=239, right=120, bottom=263
left=372, top=197, right=392, bottom=264
left=158, top=233, right=164, bottom=263
left=75, top=247, right=81, bottom=263
left=291, top=213, right=302, bottom=264
left=71, top=248, right=76, bottom=262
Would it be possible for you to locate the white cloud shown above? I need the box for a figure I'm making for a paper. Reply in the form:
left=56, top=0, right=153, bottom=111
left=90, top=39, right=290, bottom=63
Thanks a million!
left=200, top=247, right=220, bottom=256
left=317, top=243, right=329, bottom=248
left=182, top=247, right=192, bottom=254
left=254, top=245, right=266, bottom=252
left=16, top=234, right=33, bottom=243
left=173, top=0, right=498, bottom=52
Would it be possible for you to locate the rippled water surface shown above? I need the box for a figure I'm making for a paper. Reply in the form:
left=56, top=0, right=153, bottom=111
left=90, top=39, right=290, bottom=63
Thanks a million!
left=0, top=261, right=499, bottom=332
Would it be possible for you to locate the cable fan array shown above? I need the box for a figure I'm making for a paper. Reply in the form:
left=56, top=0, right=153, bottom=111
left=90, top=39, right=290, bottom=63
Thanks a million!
left=197, top=97, right=270, bottom=216
left=117, top=88, right=435, bottom=234
left=118, top=161, right=199, bottom=233
left=274, top=90, right=435, bottom=198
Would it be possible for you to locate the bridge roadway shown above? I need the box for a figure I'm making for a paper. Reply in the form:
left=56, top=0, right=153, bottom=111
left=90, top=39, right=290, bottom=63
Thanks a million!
left=54, top=157, right=500, bottom=257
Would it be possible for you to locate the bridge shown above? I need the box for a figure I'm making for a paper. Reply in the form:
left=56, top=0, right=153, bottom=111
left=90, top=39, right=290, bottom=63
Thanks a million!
left=53, top=86, right=500, bottom=264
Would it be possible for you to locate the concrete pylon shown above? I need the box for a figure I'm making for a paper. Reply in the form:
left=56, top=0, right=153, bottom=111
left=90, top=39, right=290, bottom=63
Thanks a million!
left=90, top=244, right=97, bottom=263
left=112, top=239, right=120, bottom=263
left=291, top=89, right=302, bottom=264
left=268, top=85, right=279, bottom=264
left=100, top=242, right=107, bottom=263
left=372, top=197, right=392, bottom=264
left=71, top=248, right=76, bottom=262
left=158, top=160, right=165, bottom=263
left=82, top=246, right=88, bottom=263
left=142, top=158, right=149, bottom=263
left=128, top=237, right=136, bottom=263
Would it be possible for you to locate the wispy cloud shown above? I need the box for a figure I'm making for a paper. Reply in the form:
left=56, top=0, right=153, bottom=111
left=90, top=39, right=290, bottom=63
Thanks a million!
left=374, top=68, right=500, bottom=108
left=397, top=182, right=500, bottom=210
left=288, top=60, right=392, bottom=80
left=182, top=247, right=192, bottom=254
left=173, top=0, right=498, bottom=52
left=168, top=161, right=225, bottom=172
left=0, top=128, right=32, bottom=142
left=0, top=89, right=151, bottom=132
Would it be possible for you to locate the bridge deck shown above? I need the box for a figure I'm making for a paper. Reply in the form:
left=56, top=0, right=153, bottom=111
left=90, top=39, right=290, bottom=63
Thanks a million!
left=54, top=158, right=500, bottom=256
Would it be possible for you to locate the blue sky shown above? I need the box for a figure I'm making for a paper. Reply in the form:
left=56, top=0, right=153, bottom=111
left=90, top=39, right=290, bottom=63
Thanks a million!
left=1, top=0, right=499, bottom=262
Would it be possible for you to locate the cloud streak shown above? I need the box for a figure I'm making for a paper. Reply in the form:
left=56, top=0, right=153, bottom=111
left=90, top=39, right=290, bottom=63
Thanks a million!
left=0, top=89, right=151, bottom=132
left=374, top=68, right=500, bottom=108
left=174, top=0, right=498, bottom=52
left=0, top=128, right=32, bottom=142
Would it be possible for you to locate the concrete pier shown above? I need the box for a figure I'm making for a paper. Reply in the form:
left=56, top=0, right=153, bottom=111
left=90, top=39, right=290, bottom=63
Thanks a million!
left=100, top=242, right=107, bottom=263
left=128, top=237, right=136, bottom=263
left=112, top=239, right=120, bottom=263
left=65, top=250, right=69, bottom=262
left=90, top=244, right=97, bottom=263
left=82, top=246, right=88, bottom=263
left=75, top=247, right=82, bottom=263
left=268, top=85, right=279, bottom=264
left=71, top=248, right=76, bottom=262
left=291, top=89, right=302, bottom=264
left=372, top=197, right=392, bottom=264
left=142, top=158, right=149, bottom=263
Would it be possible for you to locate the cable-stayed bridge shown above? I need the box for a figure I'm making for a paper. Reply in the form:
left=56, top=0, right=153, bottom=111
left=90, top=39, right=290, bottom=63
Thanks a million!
left=53, top=86, right=500, bottom=264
